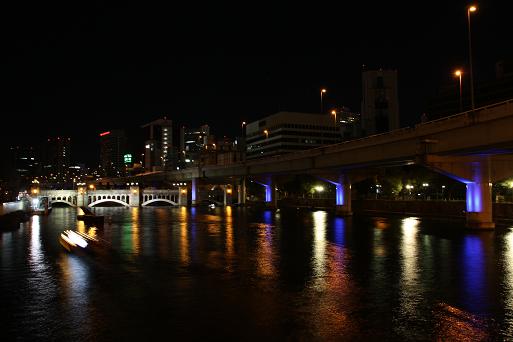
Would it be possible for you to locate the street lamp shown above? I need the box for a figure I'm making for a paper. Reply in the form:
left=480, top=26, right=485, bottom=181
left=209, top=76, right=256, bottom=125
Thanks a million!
left=331, top=110, right=337, bottom=124
left=263, top=129, right=269, bottom=139
left=320, top=88, right=327, bottom=113
left=454, top=69, right=463, bottom=112
left=467, top=4, right=477, bottom=110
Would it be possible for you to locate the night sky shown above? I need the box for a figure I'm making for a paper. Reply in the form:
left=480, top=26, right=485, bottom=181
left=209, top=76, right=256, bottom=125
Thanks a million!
left=1, top=0, right=512, bottom=166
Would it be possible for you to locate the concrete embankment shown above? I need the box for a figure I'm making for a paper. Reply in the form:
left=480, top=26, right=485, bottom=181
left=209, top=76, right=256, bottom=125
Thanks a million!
left=278, top=198, right=513, bottom=221
left=0, top=200, right=31, bottom=230
left=352, top=200, right=513, bottom=222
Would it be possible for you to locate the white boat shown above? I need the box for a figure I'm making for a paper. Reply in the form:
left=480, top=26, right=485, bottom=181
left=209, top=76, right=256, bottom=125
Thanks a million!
left=59, top=229, right=105, bottom=254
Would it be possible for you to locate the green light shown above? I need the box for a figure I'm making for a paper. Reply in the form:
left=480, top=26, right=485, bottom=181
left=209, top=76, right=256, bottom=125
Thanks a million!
left=124, top=154, right=132, bottom=164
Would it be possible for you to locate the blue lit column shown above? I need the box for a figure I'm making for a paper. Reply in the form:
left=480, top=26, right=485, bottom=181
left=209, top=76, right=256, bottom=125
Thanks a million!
left=466, top=161, right=493, bottom=229
left=255, top=176, right=277, bottom=209
left=335, top=174, right=352, bottom=216
left=265, top=176, right=277, bottom=209
left=425, top=155, right=495, bottom=229
left=191, top=178, right=199, bottom=206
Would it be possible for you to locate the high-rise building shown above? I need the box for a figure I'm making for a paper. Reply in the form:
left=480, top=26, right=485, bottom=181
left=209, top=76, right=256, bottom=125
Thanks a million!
left=43, top=137, right=71, bottom=182
left=99, top=129, right=127, bottom=177
left=180, top=124, right=210, bottom=167
left=141, top=117, right=173, bottom=171
left=361, top=68, right=400, bottom=135
left=8, top=145, right=40, bottom=190
left=245, top=111, right=340, bottom=159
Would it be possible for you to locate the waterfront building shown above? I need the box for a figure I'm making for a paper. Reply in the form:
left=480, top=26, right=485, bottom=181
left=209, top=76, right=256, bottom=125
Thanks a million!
left=245, top=111, right=340, bottom=159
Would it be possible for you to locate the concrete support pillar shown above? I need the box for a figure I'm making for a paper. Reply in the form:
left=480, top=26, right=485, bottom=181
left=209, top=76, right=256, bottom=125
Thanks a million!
left=466, top=161, right=494, bottom=229
left=266, top=176, right=277, bottom=209
left=238, top=176, right=247, bottom=206
left=335, top=174, right=352, bottom=216
left=223, top=185, right=233, bottom=206
left=191, top=178, right=199, bottom=206
left=425, top=155, right=497, bottom=229
left=77, top=192, right=86, bottom=207
left=178, top=187, right=187, bottom=206
left=129, top=186, right=140, bottom=207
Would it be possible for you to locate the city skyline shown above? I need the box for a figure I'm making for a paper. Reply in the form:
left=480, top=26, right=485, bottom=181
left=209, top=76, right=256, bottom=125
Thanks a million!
left=1, top=1, right=512, bottom=165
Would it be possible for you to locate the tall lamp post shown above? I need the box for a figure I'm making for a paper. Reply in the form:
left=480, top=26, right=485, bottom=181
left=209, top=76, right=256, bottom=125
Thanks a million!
left=320, top=88, right=327, bottom=113
left=331, top=110, right=337, bottom=124
left=467, top=5, right=477, bottom=110
left=454, top=69, right=463, bottom=112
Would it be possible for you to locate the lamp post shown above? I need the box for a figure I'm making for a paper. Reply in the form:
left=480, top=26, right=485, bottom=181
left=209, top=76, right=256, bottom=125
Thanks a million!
left=467, top=5, right=477, bottom=110
left=263, top=129, right=269, bottom=139
left=331, top=110, right=337, bottom=124
left=454, top=70, right=463, bottom=112
left=320, top=88, right=327, bottom=113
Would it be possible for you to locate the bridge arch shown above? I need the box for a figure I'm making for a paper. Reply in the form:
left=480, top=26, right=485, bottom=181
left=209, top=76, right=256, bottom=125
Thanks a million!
left=89, top=199, right=130, bottom=207
left=50, top=200, right=76, bottom=207
left=141, top=199, right=177, bottom=207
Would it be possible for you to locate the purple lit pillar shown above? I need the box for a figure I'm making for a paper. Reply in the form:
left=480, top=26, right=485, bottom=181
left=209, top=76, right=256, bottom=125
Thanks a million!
left=255, top=177, right=277, bottom=209
left=191, top=178, right=198, bottom=206
left=335, top=174, right=352, bottom=216
left=266, top=176, right=277, bottom=209
left=466, top=161, right=494, bottom=229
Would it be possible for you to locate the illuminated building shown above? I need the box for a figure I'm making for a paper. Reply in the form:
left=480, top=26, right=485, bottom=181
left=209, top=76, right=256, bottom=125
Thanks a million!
left=99, top=129, right=127, bottom=177
left=7, top=145, right=40, bottom=191
left=43, top=137, right=71, bottom=182
left=141, top=117, right=173, bottom=171
left=180, top=124, right=210, bottom=167
left=245, top=111, right=340, bottom=159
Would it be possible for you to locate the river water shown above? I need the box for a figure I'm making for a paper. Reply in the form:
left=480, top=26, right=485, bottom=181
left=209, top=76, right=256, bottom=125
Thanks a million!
left=1, top=206, right=513, bottom=340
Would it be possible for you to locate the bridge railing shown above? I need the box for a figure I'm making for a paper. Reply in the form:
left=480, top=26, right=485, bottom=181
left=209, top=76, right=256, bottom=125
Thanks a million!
left=238, top=98, right=513, bottom=167
left=414, top=98, right=513, bottom=131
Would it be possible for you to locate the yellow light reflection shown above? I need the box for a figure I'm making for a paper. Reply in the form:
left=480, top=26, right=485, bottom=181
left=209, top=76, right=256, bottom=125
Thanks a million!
left=29, top=215, right=43, bottom=271
left=180, top=222, right=189, bottom=265
left=374, top=217, right=389, bottom=230
left=225, top=206, right=234, bottom=262
left=398, top=217, right=421, bottom=324
left=131, top=207, right=141, bottom=255
left=76, top=220, right=86, bottom=234
left=401, top=217, right=419, bottom=286
left=312, top=211, right=327, bottom=288
left=255, top=218, right=276, bottom=278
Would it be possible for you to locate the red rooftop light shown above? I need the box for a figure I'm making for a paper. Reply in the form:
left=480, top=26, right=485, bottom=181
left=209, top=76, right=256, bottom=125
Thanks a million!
left=100, top=131, right=111, bottom=137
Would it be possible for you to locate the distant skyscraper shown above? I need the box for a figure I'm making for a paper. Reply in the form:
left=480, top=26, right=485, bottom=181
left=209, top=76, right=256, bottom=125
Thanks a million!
left=361, top=68, right=400, bottom=135
left=8, top=145, right=40, bottom=190
left=43, top=137, right=71, bottom=183
left=180, top=124, right=210, bottom=167
left=141, top=117, right=173, bottom=171
left=99, top=129, right=127, bottom=177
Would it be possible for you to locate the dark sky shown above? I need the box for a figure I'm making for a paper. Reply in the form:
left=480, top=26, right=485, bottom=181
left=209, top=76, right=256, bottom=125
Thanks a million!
left=1, top=0, right=512, bottom=166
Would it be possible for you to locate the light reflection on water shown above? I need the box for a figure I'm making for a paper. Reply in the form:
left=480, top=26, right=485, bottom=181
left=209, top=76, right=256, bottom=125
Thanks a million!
left=1, top=207, right=513, bottom=340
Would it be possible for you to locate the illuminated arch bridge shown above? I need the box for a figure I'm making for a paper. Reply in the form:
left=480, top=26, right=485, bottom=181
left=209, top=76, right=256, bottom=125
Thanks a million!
left=40, top=189, right=182, bottom=207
